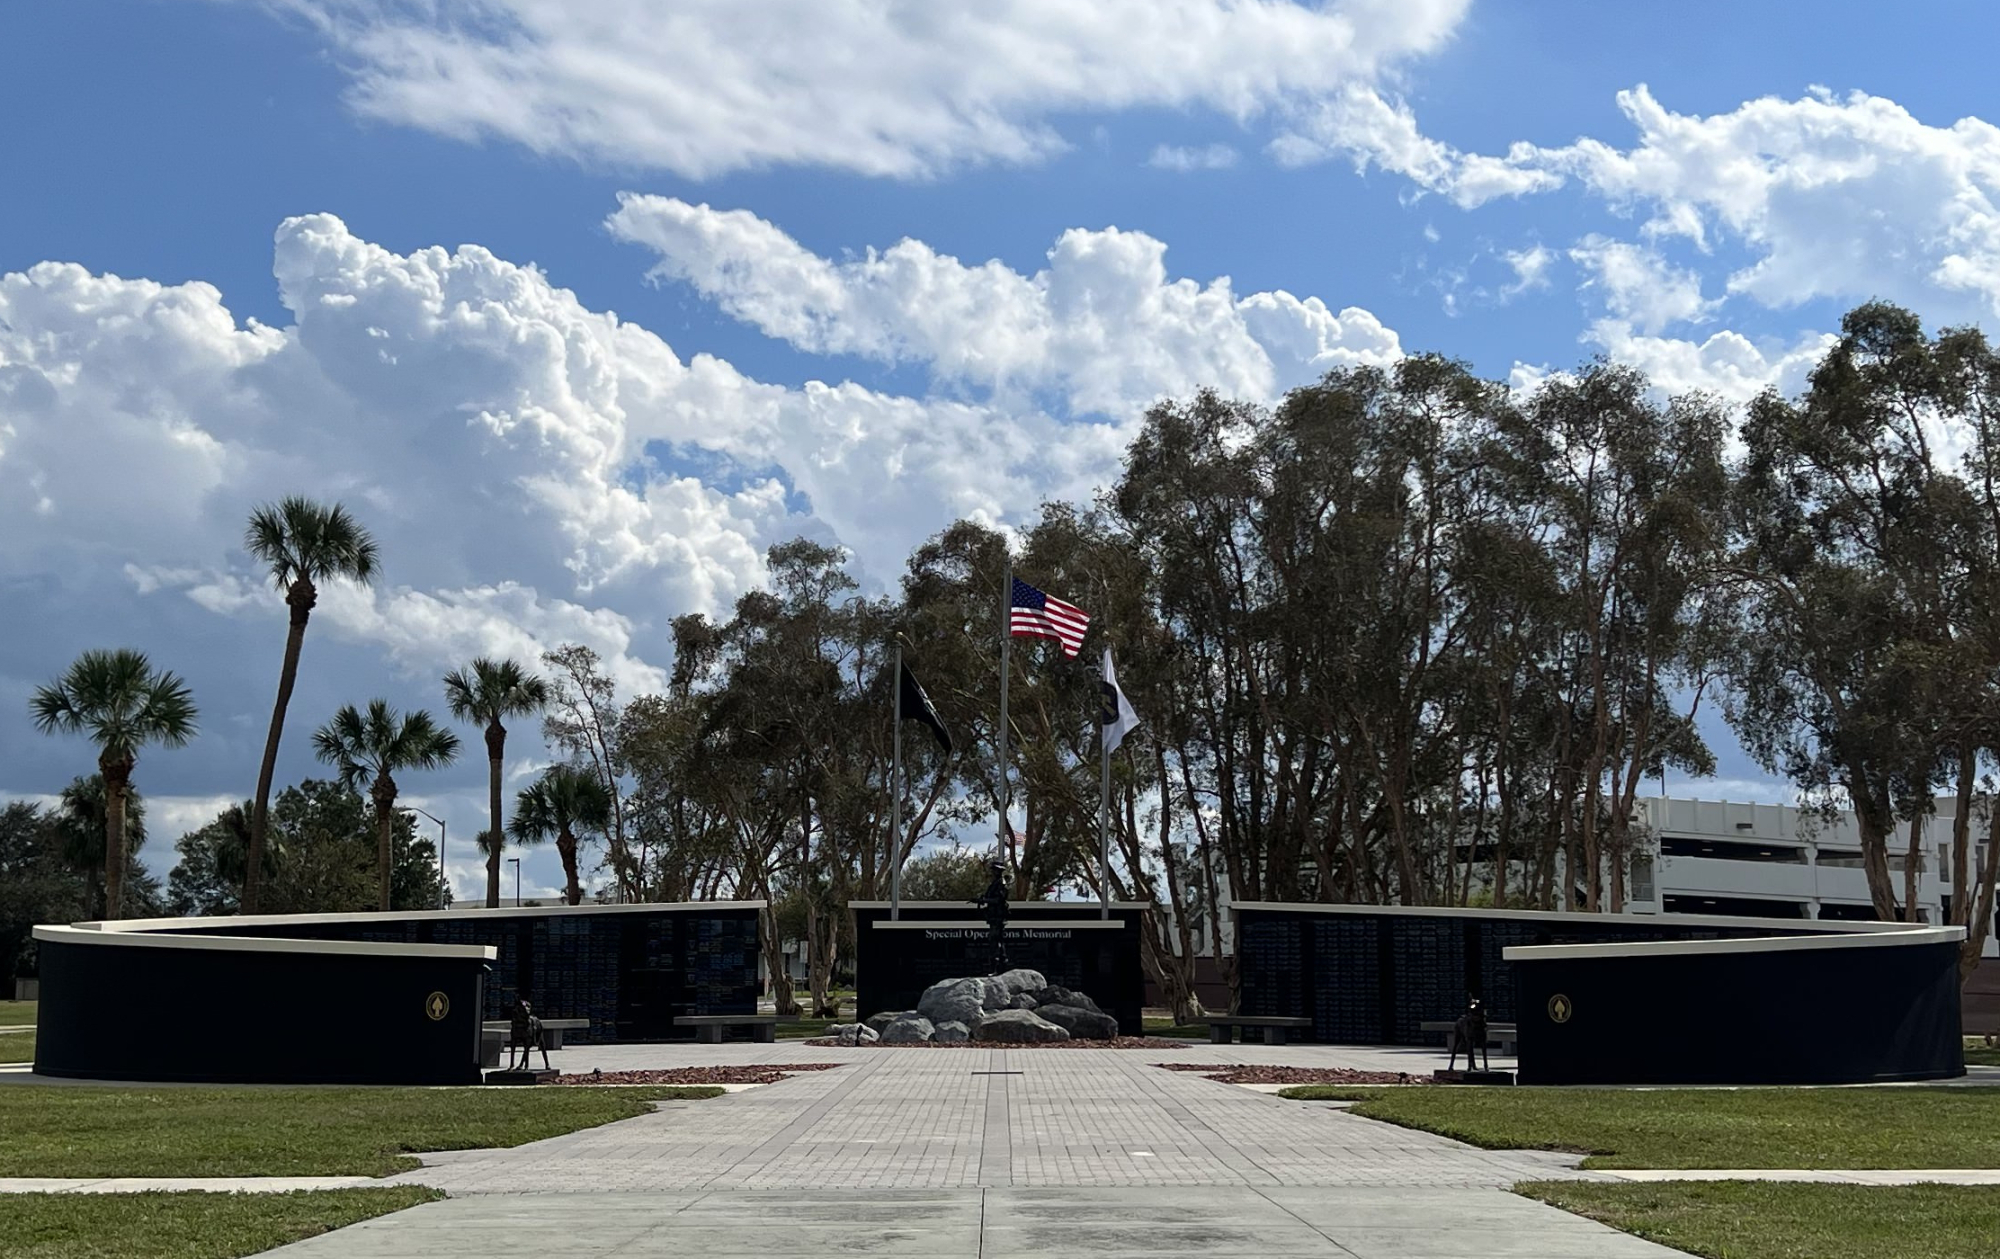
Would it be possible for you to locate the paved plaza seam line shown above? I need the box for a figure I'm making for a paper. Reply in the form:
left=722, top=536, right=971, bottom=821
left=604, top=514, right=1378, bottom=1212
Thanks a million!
left=978, top=1050, right=1012, bottom=1187
left=708, top=1051, right=892, bottom=1186
left=1251, top=1185, right=1367, bottom=1257
left=1108, top=1053, right=1279, bottom=1185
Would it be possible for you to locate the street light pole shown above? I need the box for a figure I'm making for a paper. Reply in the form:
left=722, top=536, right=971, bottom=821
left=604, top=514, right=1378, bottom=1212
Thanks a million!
left=508, top=857, right=521, bottom=907
left=406, top=806, right=448, bottom=909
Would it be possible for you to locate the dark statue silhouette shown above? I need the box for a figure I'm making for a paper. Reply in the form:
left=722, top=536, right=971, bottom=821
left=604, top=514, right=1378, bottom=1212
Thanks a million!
left=973, top=861, right=1010, bottom=974
left=1448, top=994, right=1489, bottom=1073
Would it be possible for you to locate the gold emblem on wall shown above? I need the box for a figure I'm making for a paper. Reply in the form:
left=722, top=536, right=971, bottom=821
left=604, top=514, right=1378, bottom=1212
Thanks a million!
left=425, top=991, right=450, bottom=1021
left=1547, top=993, right=1572, bottom=1024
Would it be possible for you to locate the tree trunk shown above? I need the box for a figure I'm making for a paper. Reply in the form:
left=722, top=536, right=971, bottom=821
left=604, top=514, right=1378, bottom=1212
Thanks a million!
left=1903, top=811, right=1925, bottom=924
left=556, top=826, right=582, bottom=905
left=485, top=718, right=506, bottom=908
left=1965, top=791, right=2000, bottom=978
left=373, top=772, right=398, bottom=912
left=100, top=752, right=135, bottom=919
left=248, top=580, right=315, bottom=914
left=760, top=906, right=798, bottom=1017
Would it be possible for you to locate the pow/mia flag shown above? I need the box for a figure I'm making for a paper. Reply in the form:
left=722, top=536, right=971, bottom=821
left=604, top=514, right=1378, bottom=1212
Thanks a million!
left=898, top=660, right=952, bottom=753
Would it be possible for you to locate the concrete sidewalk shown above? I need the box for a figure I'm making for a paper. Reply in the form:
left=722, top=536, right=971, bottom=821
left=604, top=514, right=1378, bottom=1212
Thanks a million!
left=257, top=1187, right=1690, bottom=1258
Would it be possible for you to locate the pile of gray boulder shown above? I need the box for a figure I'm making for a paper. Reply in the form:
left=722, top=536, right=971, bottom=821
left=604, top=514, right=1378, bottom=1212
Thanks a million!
left=823, top=968, right=1119, bottom=1045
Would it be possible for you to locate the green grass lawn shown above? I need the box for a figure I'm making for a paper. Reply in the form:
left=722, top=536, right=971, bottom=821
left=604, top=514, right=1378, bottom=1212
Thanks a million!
left=0, top=1187, right=441, bottom=1259
left=0, top=999, right=37, bottom=1026
left=1143, top=1018, right=1211, bottom=1038
left=1277, top=1085, right=2000, bottom=1169
left=0, top=1029, right=36, bottom=1062
left=1521, top=1181, right=2000, bottom=1259
left=0, top=1085, right=721, bottom=1177
left=776, top=1016, right=841, bottom=1039
left=1965, top=1038, right=1999, bottom=1067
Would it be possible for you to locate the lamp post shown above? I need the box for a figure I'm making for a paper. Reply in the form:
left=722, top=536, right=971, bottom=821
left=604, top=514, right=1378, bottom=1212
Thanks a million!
left=508, top=857, right=522, bottom=907
left=406, top=806, right=448, bottom=909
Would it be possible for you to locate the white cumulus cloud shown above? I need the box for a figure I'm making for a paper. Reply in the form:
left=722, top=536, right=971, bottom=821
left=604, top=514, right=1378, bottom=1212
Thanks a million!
left=280, top=0, right=1470, bottom=178
left=606, top=194, right=1404, bottom=417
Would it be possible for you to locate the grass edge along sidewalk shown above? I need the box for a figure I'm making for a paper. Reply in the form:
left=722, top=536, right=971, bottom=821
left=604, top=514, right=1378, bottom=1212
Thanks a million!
left=0, top=1029, right=34, bottom=1062
left=0, top=1085, right=723, bottom=1178
left=1520, top=1180, right=2000, bottom=1259
left=0, top=1186, right=441, bottom=1259
left=1275, top=1084, right=2000, bottom=1169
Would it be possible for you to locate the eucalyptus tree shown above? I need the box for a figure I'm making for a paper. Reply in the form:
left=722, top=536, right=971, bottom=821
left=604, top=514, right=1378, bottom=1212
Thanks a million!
left=541, top=645, right=635, bottom=899
left=243, top=498, right=379, bottom=913
left=312, top=700, right=460, bottom=911
left=29, top=649, right=197, bottom=918
left=443, top=657, right=550, bottom=908
left=510, top=765, right=613, bottom=905
left=1728, top=304, right=1971, bottom=921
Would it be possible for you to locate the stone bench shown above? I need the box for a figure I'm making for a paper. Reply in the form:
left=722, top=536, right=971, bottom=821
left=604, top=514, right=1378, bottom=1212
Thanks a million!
left=1205, top=1015, right=1313, bottom=1045
left=674, top=1014, right=780, bottom=1044
left=1419, top=1020, right=1518, bottom=1056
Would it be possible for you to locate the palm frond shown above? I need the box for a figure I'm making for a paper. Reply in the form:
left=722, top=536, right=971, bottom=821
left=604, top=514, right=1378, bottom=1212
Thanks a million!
left=443, top=657, right=550, bottom=724
left=245, top=497, right=379, bottom=589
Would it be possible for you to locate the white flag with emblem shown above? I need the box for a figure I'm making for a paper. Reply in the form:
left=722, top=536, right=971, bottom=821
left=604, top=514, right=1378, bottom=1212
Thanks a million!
left=1099, top=647, right=1141, bottom=755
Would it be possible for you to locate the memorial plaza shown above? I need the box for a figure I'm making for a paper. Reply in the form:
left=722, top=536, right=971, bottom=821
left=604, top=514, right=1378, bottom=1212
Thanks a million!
left=7, top=1029, right=2000, bottom=1258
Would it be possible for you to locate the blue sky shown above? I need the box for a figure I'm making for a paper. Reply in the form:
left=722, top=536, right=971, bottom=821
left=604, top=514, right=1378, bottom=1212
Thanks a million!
left=6, top=0, right=2000, bottom=899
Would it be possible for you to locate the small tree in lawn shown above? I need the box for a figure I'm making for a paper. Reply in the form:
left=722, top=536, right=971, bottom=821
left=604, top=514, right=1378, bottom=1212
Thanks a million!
left=311, top=700, right=459, bottom=911
left=442, top=657, right=550, bottom=908
left=511, top=765, right=612, bottom=905
left=29, top=649, right=197, bottom=918
left=243, top=499, right=379, bottom=913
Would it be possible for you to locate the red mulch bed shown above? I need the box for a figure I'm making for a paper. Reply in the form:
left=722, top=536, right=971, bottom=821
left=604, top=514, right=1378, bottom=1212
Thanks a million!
left=557, top=1064, right=845, bottom=1086
left=1152, top=1064, right=1427, bottom=1085
left=802, top=1036, right=1189, bottom=1050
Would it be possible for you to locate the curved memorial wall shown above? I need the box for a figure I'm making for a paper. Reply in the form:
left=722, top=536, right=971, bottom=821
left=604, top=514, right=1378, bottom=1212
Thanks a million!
left=32, top=924, right=493, bottom=1085
left=1507, top=926, right=1966, bottom=1085
left=120, top=901, right=763, bottom=1043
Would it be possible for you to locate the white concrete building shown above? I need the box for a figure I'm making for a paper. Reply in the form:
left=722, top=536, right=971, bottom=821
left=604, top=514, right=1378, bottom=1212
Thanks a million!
left=1627, top=794, right=1999, bottom=957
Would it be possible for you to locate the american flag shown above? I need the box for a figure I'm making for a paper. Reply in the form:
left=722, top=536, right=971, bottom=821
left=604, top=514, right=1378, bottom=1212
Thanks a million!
left=1010, top=578, right=1091, bottom=658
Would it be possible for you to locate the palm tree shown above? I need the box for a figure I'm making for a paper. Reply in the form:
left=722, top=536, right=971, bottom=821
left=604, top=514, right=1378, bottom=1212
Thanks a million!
left=244, top=498, right=379, bottom=913
left=55, top=776, right=148, bottom=920
left=510, top=765, right=612, bottom=905
left=443, top=658, right=550, bottom=908
left=30, top=649, right=197, bottom=918
left=311, top=700, right=459, bottom=911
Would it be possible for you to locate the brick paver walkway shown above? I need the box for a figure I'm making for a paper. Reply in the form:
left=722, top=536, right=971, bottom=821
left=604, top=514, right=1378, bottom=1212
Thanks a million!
left=390, top=1045, right=1591, bottom=1193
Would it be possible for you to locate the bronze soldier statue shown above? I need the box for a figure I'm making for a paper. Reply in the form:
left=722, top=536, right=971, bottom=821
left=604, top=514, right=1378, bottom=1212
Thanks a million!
left=506, top=997, right=550, bottom=1072
left=973, top=860, right=1011, bottom=974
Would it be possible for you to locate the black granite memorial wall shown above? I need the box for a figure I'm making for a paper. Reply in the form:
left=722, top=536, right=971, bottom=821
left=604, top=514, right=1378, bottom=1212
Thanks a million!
left=32, top=925, right=490, bottom=1085
left=137, top=902, right=763, bottom=1042
left=1233, top=902, right=1890, bottom=1045
left=1509, top=928, right=1965, bottom=1084
left=853, top=901, right=1146, bottom=1035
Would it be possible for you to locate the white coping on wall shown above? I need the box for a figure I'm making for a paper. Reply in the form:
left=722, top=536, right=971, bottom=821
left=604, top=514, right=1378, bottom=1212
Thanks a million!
left=1228, top=900, right=1912, bottom=934
left=1502, top=925, right=1962, bottom=962
left=848, top=900, right=1149, bottom=910
left=87, top=900, right=768, bottom=934
left=867, top=919, right=1127, bottom=930
left=33, top=924, right=497, bottom=961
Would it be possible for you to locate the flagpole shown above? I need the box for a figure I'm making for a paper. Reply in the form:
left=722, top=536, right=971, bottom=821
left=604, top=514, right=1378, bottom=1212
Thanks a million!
left=997, top=555, right=1013, bottom=880
left=1098, top=698, right=1111, bottom=922
left=890, top=641, right=904, bottom=922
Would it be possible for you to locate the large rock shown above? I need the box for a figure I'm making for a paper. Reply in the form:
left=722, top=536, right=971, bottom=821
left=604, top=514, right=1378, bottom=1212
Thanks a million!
left=973, top=1008, right=1070, bottom=1043
left=917, top=977, right=988, bottom=1026
left=933, top=1020, right=971, bottom=1044
left=1036, top=1003, right=1118, bottom=1040
left=995, top=968, right=1048, bottom=997
left=1010, top=992, right=1039, bottom=1010
left=863, top=1010, right=901, bottom=1034
left=1042, top=985, right=1103, bottom=1014
left=826, top=1022, right=881, bottom=1046
left=880, top=1013, right=935, bottom=1044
